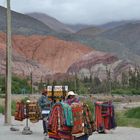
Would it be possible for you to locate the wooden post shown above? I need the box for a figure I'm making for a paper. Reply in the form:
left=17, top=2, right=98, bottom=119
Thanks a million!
left=5, top=0, right=12, bottom=125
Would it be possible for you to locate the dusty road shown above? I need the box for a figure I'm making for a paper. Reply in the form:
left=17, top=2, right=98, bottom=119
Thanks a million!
left=0, top=114, right=140, bottom=140
left=89, top=127, right=140, bottom=140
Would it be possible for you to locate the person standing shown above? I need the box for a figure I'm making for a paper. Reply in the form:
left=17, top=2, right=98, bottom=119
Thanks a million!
left=38, top=89, right=50, bottom=135
left=65, top=91, right=79, bottom=105
left=65, top=91, right=89, bottom=140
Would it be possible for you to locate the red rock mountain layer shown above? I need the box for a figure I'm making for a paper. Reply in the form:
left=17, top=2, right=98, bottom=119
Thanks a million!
left=67, top=51, right=134, bottom=80
left=0, top=32, right=134, bottom=81
left=13, top=35, right=93, bottom=73
left=0, top=32, right=93, bottom=77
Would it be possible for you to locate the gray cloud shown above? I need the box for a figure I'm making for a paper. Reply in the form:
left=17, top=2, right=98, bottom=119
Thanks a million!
left=0, top=0, right=140, bottom=25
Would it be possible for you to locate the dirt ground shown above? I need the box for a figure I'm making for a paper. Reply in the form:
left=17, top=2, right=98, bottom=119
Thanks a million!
left=0, top=114, right=140, bottom=140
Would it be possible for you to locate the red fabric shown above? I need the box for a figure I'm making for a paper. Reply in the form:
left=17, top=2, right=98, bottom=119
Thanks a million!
left=71, top=103, right=84, bottom=134
left=48, top=102, right=86, bottom=139
left=95, top=101, right=114, bottom=131
left=14, top=102, right=25, bottom=121
left=103, top=116, right=109, bottom=129
left=48, top=103, right=72, bottom=139
left=48, top=105, right=62, bottom=132
left=95, top=103, right=103, bottom=130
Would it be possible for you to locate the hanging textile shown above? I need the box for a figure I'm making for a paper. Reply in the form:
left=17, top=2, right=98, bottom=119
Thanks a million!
left=83, top=103, right=96, bottom=135
left=14, top=102, right=25, bottom=121
left=48, top=102, right=73, bottom=140
left=95, top=101, right=116, bottom=133
left=27, top=102, right=41, bottom=123
left=48, top=102, right=95, bottom=139
left=71, top=103, right=84, bottom=135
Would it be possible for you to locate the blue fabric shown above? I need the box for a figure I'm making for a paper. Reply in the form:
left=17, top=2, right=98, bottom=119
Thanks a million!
left=38, top=95, right=50, bottom=110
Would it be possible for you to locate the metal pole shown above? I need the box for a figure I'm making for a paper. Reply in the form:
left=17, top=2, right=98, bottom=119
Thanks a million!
left=31, top=71, right=33, bottom=94
left=5, top=0, right=12, bottom=125
left=22, top=100, right=32, bottom=135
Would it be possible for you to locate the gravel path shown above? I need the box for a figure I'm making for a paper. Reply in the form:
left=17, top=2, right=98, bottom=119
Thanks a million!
left=0, top=114, right=140, bottom=140
left=89, top=127, right=140, bottom=140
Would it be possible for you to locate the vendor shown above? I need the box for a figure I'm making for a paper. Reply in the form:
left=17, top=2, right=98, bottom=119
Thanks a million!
left=38, top=89, right=50, bottom=135
left=65, top=91, right=79, bottom=105
left=65, top=91, right=89, bottom=140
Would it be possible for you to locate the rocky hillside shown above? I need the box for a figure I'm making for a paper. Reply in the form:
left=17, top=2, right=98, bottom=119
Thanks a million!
left=1, top=6, right=140, bottom=65
left=0, top=32, right=135, bottom=81
left=0, top=7, right=139, bottom=81
left=71, top=25, right=140, bottom=65
left=66, top=24, right=93, bottom=32
left=0, top=32, right=93, bottom=77
left=26, top=12, right=74, bottom=33
left=0, top=33, right=51, bottom=81
left=0, top=6, right=54, bottom=35
left=67, top=51, right=134, bottom=80
left=76, top=26, right=105, bottom=37
left=99, top=20, right=140, bottom=29
left=101, top=23, right=140, bottom=56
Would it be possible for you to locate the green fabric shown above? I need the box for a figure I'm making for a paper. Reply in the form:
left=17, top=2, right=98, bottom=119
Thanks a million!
left=61, top=102, right=74, bottom=127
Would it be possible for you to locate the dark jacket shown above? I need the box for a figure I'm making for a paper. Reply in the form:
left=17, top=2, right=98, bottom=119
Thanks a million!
left=38, top=95, right=50, bottom=110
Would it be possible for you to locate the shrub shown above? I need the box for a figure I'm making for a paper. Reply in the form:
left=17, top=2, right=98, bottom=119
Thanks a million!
left=131, top=89, right=140, bottom=95
left=111, top=89, right=139, bottom=95
left=0, top=105, right=4, bottom=114
left=0, top=100, right=17, bottom=115
left=125, top=107, right=140, bottom=119
left=116, top=111, right=140, bottom=128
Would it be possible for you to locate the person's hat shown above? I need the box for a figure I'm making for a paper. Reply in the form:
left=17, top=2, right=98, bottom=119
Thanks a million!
left=67, top=91, right=77, bottom=96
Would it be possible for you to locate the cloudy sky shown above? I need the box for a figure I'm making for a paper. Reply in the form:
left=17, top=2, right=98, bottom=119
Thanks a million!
left=0, top=0, right=140, bottom=25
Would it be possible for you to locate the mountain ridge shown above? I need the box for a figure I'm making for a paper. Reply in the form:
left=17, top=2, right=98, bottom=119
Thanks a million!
left=26, top=12, right=75, bottom=33
left=0, top=6, right=54, bottom=35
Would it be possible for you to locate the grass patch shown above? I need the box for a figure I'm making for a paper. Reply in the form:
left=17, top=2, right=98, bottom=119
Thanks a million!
left=11, top=100, right=16, bottom=115
left=112, top=88, right=140, bottom=95
left=116, top=108, right=140, bottom=128
left=0, top=100, right=16, bottom=115
left=125, top=107, right=140, bottom=119
left=0, top=105, right=4, bottom=114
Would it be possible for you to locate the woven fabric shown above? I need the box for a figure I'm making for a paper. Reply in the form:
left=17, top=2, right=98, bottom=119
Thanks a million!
left=83, top=103, right=95, bottom=135
left=95, top=101, right=116, bottom=132
left=71, top=103, right=84, bottom=134
left=95, top=102, right=104, bottom=131
left=48, top=105, right=61, bottom=132
left=48, top=132, right=61, bottom=139
left=14, top=102, right=25, bottom=121
left=28, top=102, right=41, bottom=123
left=61, top=102, right=73, bottom=126
left=48, top=102, right=72, bottom=139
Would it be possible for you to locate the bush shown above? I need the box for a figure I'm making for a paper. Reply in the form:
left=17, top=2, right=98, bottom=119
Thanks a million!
left=0, top=75, right=31, bottom=94
left=12, top=76, right=31, bottom=94
left=116, top=111, right=140, bottom=128
left=0, top=100, right=17, bottom=115
left=125, top=107, right=140, bottom=119
left=0, top=105, right=4, bottom=114
left=131, top=89, right=140, bottom=95
left=111, top=88, right=140, bottom=95
left=11, top=100, right=16, bottom=115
